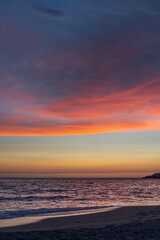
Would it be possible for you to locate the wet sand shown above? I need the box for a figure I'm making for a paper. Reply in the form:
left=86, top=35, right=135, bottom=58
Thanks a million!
left=0, top=206, right=160, bottom=239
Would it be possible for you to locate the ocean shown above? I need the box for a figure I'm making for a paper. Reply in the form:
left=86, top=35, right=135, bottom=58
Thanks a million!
left=0, top=178, right=160, bottom=222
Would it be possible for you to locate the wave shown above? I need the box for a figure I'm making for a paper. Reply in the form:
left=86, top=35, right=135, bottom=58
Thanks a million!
left=47, top=189, right=69, bottom=193
left=0, top=195, right=71, bottom=201
left=0, top=206, right=109, bottom=220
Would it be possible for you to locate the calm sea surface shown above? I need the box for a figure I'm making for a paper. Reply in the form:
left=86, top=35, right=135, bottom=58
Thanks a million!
left=0, top=178, right=160, bottom=220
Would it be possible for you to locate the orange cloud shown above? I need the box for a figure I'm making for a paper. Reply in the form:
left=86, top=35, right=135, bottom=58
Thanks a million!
left=0, top=77, right=159, bottom=136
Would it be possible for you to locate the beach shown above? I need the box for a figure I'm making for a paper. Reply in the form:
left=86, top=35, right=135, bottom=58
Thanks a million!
left=0, top=206, right=160, bottom=239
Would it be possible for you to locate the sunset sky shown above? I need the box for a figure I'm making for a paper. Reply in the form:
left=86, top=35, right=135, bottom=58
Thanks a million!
left=0, top=0, right=160, bottom=177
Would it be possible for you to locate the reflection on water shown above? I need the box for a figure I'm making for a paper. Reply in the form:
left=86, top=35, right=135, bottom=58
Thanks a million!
left=0, top=178, right=160, bottom=221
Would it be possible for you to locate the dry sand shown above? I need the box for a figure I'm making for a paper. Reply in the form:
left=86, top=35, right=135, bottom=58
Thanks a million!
left=0, top=206, right=160, bottom=239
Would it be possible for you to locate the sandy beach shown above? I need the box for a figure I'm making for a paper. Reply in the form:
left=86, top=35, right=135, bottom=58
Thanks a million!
left=0, top=206, right=160, bottom=239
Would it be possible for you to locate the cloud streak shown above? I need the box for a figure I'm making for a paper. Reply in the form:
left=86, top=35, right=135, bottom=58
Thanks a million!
left=0, top=77, right=159, bottom=135
left=31, top=1, right=67, bottom=19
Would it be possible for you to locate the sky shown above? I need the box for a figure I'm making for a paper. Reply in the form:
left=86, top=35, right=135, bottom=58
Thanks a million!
left=0, top=0, right=160, bottom=177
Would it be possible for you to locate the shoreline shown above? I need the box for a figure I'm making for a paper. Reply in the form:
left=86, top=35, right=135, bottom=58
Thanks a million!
left=1, top=206, right=160, bottom=232
left=0, top=207, right=116, bottom=228
left=1, top=206, right=160, bottom=239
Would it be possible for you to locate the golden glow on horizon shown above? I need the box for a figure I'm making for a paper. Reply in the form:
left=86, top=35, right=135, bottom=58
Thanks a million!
left=1, top=155, right=160, bottom=177
left=0, top=132, right=160, bottom=178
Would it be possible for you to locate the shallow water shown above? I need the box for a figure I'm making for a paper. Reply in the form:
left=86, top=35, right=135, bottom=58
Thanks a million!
left=0, top=178, right=160, bottom=220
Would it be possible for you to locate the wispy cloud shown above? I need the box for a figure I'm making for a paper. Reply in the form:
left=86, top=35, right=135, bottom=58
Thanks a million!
left=80, top=1, right=157, bottom=17
left=31, top=1, right=67, bottom=19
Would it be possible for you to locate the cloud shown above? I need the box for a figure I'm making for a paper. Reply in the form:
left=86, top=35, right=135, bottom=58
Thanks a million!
left=0, top=76, right=159, bottom=136
left=31, top=1, right=67, bottom=19
left=79, top=0, right=157, bottom=17
left=0, top=0, right=160, bottom=135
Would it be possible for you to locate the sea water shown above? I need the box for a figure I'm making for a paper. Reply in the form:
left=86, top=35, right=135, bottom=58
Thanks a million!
left=0, top=178, right=160, bottom=222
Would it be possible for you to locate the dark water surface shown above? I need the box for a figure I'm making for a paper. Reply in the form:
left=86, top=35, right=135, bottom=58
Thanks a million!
left=0, top=178, right=160, bottom=220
